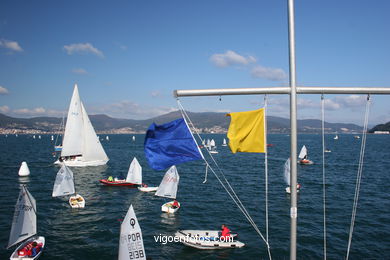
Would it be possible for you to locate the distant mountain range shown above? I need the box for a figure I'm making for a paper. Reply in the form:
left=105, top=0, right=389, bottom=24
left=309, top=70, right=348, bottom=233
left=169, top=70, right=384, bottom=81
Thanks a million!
left=0, top=111, right=366, bottom=134
left=368, top=121, right=390, bottom=133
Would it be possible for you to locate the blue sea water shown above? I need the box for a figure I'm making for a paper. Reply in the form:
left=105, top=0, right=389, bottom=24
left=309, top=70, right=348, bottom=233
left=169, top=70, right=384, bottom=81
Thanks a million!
left=0, top=134, right=389, bottom=259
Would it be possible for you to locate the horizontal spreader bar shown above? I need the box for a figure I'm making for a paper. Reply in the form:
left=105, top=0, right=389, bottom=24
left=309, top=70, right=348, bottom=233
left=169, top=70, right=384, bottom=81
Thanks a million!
left=174, top=87, right=390, bottom=97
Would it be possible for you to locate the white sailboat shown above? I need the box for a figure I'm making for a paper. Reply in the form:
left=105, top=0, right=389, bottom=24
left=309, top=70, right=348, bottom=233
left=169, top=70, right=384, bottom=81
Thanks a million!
left=106, top=136, right=109, bottom=141
left=100, top=157, right=145, bottom=187
left=298, top=145, right=313, bottom=165
left=118, top=204, right=146, bottom=260
left=284, top=158, right=300, bottom=194
left=54, top=84, right=109, bottom=167
left=8, top=185, right=45, bottom=260
left=132, top=136, right=135, bottom=142
left=222, top=138, right=227, bottom=146
left=334, top=134, right=339, bottom=140
left=209, top=139, right=218, bottom=154
left=52, top=164, right=85, bottom=208
left=155, top=165, right=180, bottom=213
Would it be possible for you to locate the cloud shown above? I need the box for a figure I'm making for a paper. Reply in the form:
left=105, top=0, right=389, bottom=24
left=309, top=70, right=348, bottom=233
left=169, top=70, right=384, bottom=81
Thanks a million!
left=90, top=100, right=176, bottom=119
left=210, top=50, right=256, bottom=67
left=72, top=68, right=88, bottom=75
left=251, top=65, right=287, bottom=81
left=334, top=95, right=367, bottom=108
left=0, top=39, right=23, bottom=52
left=150, top=91, right=161, bottom=97
left=0, top=105, right=10, bottom=113
left=63, top=43, right=104, bottom=58
left=0, top=86, right=9, bottom=94
left=12, top=107, right=64, bottom=117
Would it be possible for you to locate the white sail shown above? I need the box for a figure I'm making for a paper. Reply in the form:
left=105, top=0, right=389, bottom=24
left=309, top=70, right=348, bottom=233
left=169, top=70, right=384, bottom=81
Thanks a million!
left=155, top=165, right=180, bottom=199
left=8, top=186, right=36, bottom=248
left=81, top=102, right=109, bottom=162
left=52, top=164, right=75, bottom=197
left=222, top=138, right=227, bottom=145
left=298, top=145, right=307, bottom=159
left=284, top=158, right=291, bottom=186
left=61, top=85, right=84, bottom=157
left=118, top=204, right=146, bottom=260
left=210, top=139, right=216, bottom=147
left=126, top=157, right=142, bottom=184
left=132, top=136, right=135, bottom=141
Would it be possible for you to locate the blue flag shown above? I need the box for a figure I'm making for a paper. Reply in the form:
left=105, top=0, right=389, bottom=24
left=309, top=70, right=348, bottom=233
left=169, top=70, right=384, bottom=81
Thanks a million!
left=144, top=118, right=203, bottom=170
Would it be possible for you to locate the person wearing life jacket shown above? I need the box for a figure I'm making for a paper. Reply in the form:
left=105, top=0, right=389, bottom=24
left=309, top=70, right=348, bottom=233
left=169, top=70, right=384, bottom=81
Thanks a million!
left=172, top=200, right=179, bottom=209
left=30, top=242, right=41, bottom=257
left=107, top=176, right=114, bottom=182
left=220, top=224, right=231, bottom=241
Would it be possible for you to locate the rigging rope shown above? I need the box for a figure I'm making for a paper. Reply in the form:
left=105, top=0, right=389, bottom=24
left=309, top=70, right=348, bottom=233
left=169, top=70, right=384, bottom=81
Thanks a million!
left=346, top=95, right=371, bottom=260
left=321, top=94, right=327, bottom=260
left=177, top=99, right=272, bottom=259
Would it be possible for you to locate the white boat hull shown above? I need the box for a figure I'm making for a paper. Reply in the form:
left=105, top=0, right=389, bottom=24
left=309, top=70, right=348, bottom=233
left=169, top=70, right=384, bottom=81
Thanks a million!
left=175, top=230, right=245, bottom=249
left=54, top=158, right=108, bottom=167
left=10, top=236, right=45, bottom=260
left=138, top=186, right=158, bottom=192
left=69, top=194, right=85, bottom=208
left=161, top=201, right=180, bottom=213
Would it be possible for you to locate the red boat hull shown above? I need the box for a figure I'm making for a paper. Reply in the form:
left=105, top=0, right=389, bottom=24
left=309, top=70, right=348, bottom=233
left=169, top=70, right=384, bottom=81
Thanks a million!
left=99, top=179, right=138, bottom=187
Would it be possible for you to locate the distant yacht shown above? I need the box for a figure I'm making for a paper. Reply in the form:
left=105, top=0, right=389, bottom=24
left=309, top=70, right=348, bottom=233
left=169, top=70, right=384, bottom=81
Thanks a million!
left=54, top=84, right=109, bottom=167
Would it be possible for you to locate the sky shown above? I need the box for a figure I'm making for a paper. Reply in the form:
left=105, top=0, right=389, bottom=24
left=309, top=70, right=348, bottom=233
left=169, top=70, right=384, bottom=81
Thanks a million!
left=0, top=0, right=389, bottom=125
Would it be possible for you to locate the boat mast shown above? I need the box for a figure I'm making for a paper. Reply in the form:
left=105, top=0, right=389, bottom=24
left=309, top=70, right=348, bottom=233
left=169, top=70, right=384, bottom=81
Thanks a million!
left=287, top=0, right=298, bottom=258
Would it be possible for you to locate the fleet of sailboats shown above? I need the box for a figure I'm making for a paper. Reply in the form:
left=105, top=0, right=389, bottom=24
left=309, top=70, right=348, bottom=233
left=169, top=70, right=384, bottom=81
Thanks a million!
left=54, top=84, right=109, bottom=167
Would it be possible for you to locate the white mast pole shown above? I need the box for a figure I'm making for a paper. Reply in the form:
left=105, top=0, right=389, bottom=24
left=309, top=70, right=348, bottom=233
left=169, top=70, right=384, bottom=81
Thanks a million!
left=287, top=0, right=298, bottom=259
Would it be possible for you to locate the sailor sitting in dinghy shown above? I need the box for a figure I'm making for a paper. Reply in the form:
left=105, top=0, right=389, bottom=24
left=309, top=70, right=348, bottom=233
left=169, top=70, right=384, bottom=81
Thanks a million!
left=220, top=224, right=231, bottom=240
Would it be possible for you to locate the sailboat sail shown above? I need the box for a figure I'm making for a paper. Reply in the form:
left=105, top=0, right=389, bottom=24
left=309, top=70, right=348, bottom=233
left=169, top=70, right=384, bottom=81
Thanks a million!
left=61, top=85, right=84, bottom=157
left=155, top=166, right=179, bottom=199
left=210, top=139, right=216, bottom=147
left=284, top=158, right=291, bottom=186
left=126, top=157, right=142, bottom=184
left=118, top=204, right=146, bottom=260
left=298, top=145, right=307, bottom=159
left=8, top=186, right=37, bottom=248
left=52, top=164, right=75, bottom=197
left=80, top=103, right=108, bottom=162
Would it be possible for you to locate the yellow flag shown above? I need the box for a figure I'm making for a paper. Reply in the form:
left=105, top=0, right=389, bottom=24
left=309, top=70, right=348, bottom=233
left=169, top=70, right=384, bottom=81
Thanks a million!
left=227, top=108, right=266, bottom=153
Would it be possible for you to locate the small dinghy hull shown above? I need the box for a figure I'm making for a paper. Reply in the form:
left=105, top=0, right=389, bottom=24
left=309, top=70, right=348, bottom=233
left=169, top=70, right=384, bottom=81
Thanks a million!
left=69, top=194, right=85, bottom=208
left=175, top=230, right=245, bottom=249
left=138, top=186, right=158, bottom=192
left=99, top=179, right=138, bottom=187
left=298, top=159, right=313, bottom=165
left=10, top=236, right=45, bottom=260
left=162, top=201, right=180, bottom=213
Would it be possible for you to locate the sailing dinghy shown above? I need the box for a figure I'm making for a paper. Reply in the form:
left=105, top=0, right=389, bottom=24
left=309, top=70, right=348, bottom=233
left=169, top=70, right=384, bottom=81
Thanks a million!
left=52, top=164, right=85, bottom=208
left=284, top=158, right=301, bottom=194
left=298, top=145, right=313, bottom=165
left=222, top=138, right=227, bottom=146
left=8, top=185, right=45, bottom=260
left=174, top=230, right=245, bottom=249
left=54, top=84, right=109, bottom=167
left=100, top=157, right=142, bottom=187
left=155, top=165, right=180, bottom=213
left=208, top=139, right=218, bottom=154
left=118, top=204, right=146, bottom=260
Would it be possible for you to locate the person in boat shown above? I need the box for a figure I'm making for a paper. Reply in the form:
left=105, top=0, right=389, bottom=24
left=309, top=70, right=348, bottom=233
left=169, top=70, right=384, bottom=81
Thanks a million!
left=171, top=199, right=179, bottom=209
left=220, top=224, right=231, bottom=240
left=107, top=176, right=114, bottom=182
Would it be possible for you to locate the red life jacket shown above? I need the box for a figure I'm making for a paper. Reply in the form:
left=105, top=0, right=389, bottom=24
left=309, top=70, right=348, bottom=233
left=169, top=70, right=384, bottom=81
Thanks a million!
left=172, top=201, right=179, bottom=207
left=221, top=227, right=231, bottom=238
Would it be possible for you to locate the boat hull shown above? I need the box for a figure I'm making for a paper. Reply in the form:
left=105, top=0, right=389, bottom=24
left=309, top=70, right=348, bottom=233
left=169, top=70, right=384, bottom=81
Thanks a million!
left=298, top=159, right=313, bottom=165
left=175, top=230, right=245, bottom=249
left=138, top=186, right=158, bottom=192
left=99, top=179, right=138, bottom=187
left=10, top=236, right=45, bottom=260
left=54, top=158, right=108, bottom=167
left=69, top=194, right=85, bottom=208
left=162, top=201, right=180, bottom=213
